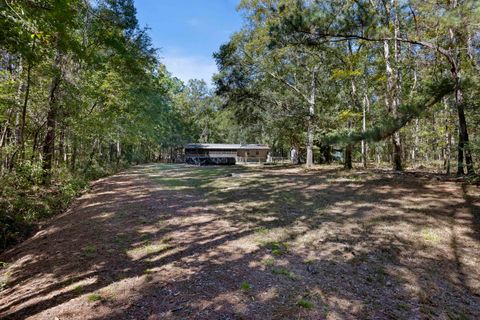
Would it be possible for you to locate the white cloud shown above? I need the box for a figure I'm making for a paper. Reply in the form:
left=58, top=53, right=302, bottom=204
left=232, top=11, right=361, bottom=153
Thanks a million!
left=162, top=55, right=217, bottom=85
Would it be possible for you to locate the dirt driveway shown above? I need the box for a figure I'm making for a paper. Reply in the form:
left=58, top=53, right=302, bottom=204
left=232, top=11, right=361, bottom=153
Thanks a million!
left=1, top=164, right=479, bottom=319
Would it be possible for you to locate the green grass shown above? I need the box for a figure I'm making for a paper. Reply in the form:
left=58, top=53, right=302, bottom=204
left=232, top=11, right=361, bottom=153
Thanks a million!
left=81, top=245, right=97, bottom=256
left=254, top=226, right=269, bottom=234
left=73, top=284, right=84, bottom=294
left=265, top=241, right=288, bottom=256
left=143, top=243, right=170, bottom=254
left=0, top=262, right=9, bottom=291
left=261, top=257, right=275, bottom=266
left=0, top=274, right=8, bottom=291
left=150, top=164, right=247, bottom=193
left=297, top=298, right=315, bottom=309
left=240, top=281, right=251, bottom=291
left=87, top=293, right=102, bottom=302
left=421, top=228, right=441, bottom=243
left=160, top=236, right=174, bottom=243
left=272, top=267, right=297, bottom=280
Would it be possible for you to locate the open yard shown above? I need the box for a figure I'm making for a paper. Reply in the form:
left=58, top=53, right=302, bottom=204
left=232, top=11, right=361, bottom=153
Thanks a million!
left=0, top=164, right=479, bottom=319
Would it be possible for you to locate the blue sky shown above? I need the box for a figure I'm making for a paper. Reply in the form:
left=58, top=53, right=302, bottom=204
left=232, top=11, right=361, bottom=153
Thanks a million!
left=134, top=0, right=243, bottom=85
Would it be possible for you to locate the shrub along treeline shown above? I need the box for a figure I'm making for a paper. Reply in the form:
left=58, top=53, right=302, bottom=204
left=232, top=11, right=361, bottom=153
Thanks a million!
left=0, top=0, right=209, bottom=250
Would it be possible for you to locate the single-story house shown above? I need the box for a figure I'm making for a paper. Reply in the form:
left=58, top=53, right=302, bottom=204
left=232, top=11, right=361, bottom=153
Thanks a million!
left=184, top=143, right=270, bottom=165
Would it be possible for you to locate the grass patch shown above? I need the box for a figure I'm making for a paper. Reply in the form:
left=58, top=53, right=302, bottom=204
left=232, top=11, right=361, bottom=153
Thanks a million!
left=0, top=273, right=9, bottom=291
left=254, top=226, right=269, bottom=234
left=73, top=284, right=84, bottom=294
left=265, top=241, right=288, bottom=256
left=366, top=216, right=387, bottom=226
left=421, top=228, right=441, bottom=243
left=0, top=262, right=8, bottom=291
left=160, top=236, right=174, bottom=243
left=240, top=281, right=251, bottom=291
left=142, top=243, right=170, bottom=254
left=261, top=257, right=275, bottom=266
left=81, top=245, right=97, bottom=256
left=87, top=293, right=102, bottom=302
left=272, top=267, right=297, bottom=280
left=297, top=298, right=315, bottom=309
left=129, top=242, right=171, bottom=257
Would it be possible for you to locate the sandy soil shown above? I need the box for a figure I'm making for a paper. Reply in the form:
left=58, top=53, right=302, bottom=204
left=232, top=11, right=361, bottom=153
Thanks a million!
left=0, top=164, right=479, bottom=319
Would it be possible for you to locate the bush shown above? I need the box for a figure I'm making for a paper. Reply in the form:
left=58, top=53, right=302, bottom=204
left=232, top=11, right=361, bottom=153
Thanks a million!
left=0, top=165, right=88, bottom=251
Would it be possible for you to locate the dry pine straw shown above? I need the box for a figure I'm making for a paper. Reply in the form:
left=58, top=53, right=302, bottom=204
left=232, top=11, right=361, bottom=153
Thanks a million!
left=0, top=163, right=479, bottom=319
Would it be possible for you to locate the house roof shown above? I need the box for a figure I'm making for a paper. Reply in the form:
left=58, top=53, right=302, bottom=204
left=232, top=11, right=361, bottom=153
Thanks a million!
left=185, top=143, right=270, bottom=150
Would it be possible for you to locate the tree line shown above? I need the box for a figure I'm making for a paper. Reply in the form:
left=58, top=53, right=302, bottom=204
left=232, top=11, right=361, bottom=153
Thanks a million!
left=0, top=0, right=234, bottom=248
left=214, top=0, right=480, bottom=174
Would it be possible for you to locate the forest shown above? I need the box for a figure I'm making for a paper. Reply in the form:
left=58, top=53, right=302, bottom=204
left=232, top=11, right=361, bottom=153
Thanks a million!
left=0, top=0, right=235, bottom=248
left=0, top=1, right=479, bottom=318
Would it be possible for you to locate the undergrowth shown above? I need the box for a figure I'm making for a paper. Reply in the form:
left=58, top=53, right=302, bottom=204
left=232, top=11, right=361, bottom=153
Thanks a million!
left=0, top=161, right=128, bottom=252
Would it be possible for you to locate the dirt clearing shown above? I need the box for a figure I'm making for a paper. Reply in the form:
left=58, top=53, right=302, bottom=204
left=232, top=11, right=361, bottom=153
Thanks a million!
left=1, top=164, right=479, bottom=319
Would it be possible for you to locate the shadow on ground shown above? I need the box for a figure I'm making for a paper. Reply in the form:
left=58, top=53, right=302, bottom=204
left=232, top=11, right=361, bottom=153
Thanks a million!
left=0, top=163, right=479, bottom=319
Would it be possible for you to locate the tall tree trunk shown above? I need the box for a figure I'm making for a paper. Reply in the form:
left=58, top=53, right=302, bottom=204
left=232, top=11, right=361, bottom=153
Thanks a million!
left=346, top=74, right=357, bottom=171
left=18, top=36, right=36, bottom=157
left=361, top=91, right=369, bottom=168
left=392, top=0, right=403, bottom=170
left=412, top=119, right=420, bottom=167
left=443, top=99, right=452, bottom=175
left=306, top=68, right=316, bottom=168
left=42, top=104, right=57, bottom=183
left=71, top=136, right=77, bottom=172
left=448, top=1, right=474, bottom=176
left=20, top=56, right=33, bottom=155
left=454, top=85, right=474, bottom=175
left=116, top=138, right=121, bottom=164
left=42, top=50, right=63, bottom=184
left=31, top=125, right=40, bottom=162
left=384, top=39, right=402, bottom=171
left=58, top=127, right=66, bottom=163
left=14, top=77, right=23, bottom=147
left=383, top=0, right=403, bottom=171
left=0, top=124, right=8, bottom=149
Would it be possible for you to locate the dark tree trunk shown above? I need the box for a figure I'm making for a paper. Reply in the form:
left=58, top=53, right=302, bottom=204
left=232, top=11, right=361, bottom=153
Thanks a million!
left=42, top=104, right=57, bottom=184
left=392, top=135, right=402, bottom=171
left=31, top=126, right=40, bottom=162
left=319, top=144, right=332, bottom=164
left=344, top=144, right=353, bottom=170
left=42, top=51, right=62, bottom=184
left=71, top=137, right=77, bottom=172
left=20, top=59, right=33, bottom=156
left=447, top=0, right=475, bottom=176
left=454, top=76, right=474, bottom=176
